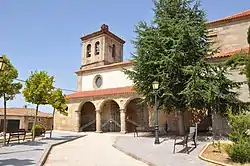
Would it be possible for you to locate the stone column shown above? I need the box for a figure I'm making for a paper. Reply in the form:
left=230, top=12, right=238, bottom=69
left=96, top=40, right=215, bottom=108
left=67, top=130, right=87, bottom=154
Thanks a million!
left=75, top=110, right=81, bottom=132
left=96, top=110, right=102, bottom=133
left=120, top=109, right=126, bottom=134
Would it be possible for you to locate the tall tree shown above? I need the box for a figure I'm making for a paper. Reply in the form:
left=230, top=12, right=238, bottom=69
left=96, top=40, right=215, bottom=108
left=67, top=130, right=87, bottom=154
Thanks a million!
left=124, top=0, right=243, bottom=134
left=0, top=55, right=22, bottom=146
left=23, top=71, right=54, bottom=141
left=49, top=89, right=68, bottom=138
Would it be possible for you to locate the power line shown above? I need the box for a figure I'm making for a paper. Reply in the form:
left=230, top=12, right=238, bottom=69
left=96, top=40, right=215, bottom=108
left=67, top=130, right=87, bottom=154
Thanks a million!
left=14, top=78, right=76, bottom=92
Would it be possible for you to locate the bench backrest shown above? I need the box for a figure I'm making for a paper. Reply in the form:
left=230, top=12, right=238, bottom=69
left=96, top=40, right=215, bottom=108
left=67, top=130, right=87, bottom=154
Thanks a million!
left=9, top=129, right=26, bottom=135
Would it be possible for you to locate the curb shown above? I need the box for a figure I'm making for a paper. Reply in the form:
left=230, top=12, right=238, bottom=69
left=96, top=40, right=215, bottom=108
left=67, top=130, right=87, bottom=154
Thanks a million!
left=37, top=135, right=84, bottom=166
left=112, top=137, right=156, bottom=166
left=198, top=143, right=232, bottom=166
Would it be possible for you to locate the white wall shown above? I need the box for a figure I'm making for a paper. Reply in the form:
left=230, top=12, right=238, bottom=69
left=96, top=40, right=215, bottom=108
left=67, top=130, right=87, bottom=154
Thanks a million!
left=81, top=66, right=133, bottom=91
left=227, top=70, right=250, bottom=102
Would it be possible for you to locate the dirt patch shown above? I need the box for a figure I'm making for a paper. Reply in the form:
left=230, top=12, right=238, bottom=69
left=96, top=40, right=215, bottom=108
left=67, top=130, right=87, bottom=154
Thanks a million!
left=201, top=143, right=250, bottom=166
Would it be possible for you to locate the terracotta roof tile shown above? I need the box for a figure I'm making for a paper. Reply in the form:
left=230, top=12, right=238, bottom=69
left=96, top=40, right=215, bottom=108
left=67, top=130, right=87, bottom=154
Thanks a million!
left=67, top=86, right=135, bottom=99
left=206, top=47, right=249, bottom=59
left=208, top=10, right=250, bottom=25
left=0, top=108, right=53, bottom=118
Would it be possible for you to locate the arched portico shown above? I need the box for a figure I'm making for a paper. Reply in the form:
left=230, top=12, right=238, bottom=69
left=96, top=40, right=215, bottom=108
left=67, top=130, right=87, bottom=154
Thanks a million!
left=99, top=99, right=121, bottom=132
left=125, top=98, right=149, bottom=132
left=79, top=101, right=96, bottom=131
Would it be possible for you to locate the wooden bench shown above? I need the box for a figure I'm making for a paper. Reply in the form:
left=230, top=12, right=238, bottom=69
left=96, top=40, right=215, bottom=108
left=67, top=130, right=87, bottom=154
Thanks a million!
left=173, top=126, right=197, bottom=154
left=134, top=126, right=155, bottom=137
left=7, top=129, right=26, bottom=144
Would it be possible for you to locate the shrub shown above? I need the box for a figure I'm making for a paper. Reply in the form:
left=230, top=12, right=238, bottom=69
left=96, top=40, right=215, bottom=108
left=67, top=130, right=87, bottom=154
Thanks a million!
left=31, top=124, right=43, bottom=136
left=227, top=142, right=250, bottom=164
left=228, top=112, right=250, bottom=143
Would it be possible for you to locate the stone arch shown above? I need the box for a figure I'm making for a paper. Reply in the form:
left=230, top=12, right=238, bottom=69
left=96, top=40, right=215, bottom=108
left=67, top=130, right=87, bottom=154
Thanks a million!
left=79, top=101, right=96, bottom=131
left=125, top=97, right=149, bottom=132
left=99, top=99, right=120, bottom=132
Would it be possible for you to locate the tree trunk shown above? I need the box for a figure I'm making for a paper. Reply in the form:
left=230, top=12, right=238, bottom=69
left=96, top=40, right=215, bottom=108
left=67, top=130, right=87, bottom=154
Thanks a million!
left=32, top=104, right=39, bottom=141
left=177, top=110, right=185, bottom=135
left=3, top=93, right=7, bottom=146
left=50, top=107, right=55, bottom=138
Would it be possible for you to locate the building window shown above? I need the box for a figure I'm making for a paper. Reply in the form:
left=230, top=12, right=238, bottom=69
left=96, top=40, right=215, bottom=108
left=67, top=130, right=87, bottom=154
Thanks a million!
left=112, top=44, right=116, bottom=58
left=93, top=75, right=103, bottom=89
left=28, top=122, right=33, bottom=131
left=95, top=41, right=100, bottom=55
left=86, top=44, right=91, bottom=57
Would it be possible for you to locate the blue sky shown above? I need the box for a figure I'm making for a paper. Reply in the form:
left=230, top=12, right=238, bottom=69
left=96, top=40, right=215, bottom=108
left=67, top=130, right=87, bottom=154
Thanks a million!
left=0, top=0, right=249, bottom=113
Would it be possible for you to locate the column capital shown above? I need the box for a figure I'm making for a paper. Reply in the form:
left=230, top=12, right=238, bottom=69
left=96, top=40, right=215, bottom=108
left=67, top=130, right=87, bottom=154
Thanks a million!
left=96, top=109, right=101, bottom=113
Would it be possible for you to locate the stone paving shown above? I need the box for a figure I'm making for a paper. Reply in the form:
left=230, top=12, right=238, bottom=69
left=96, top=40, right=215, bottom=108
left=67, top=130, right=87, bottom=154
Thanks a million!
left=114, top=136, right=210, bottom=166
left=45, top=133, right=147, bottom=166
left=0, top=131, right=84, bottom=166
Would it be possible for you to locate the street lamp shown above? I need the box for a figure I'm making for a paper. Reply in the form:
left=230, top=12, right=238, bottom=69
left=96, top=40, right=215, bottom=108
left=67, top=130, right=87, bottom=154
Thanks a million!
left=152, top=81, right=160, bottom=144
left=0, top=56, right=7, bottom=71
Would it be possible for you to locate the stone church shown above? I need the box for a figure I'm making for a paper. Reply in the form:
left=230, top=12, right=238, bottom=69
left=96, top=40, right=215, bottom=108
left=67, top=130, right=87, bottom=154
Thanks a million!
left=54, top=10, right=250, bottom=134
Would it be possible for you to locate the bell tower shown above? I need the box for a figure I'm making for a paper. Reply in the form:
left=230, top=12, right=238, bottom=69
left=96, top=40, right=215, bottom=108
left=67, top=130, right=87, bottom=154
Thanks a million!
left=80, top=24, right=125, bottom=69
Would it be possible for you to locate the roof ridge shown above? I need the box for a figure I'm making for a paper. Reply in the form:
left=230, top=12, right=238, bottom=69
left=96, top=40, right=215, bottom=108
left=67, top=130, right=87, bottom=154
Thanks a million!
left=208, top=9, right=250, bottom=25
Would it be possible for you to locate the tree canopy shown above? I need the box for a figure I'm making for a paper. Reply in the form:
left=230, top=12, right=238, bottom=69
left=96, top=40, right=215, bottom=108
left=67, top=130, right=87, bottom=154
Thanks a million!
left=0, top=55, right=22, bottom=100
left=23, top=71, right=54, bottom=105
left=124, top=0, right=245, bottom=122
left=50, top=88, right=68, bottom=116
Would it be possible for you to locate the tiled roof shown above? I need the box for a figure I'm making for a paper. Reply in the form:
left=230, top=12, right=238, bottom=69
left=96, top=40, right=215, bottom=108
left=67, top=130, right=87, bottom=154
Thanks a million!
left=208, top=10, right=250, bottom=25
left=67, top=86, right=135, bottom=99
left=0, top=108, right=53, bottom=118
left=206, top=47, right=249, bottom=59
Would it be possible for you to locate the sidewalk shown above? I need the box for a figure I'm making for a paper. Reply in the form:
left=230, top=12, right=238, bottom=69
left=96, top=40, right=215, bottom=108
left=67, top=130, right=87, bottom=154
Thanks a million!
left=114, top=136, right=209, bottom=166
left=0, top=131, right=84, bottom=166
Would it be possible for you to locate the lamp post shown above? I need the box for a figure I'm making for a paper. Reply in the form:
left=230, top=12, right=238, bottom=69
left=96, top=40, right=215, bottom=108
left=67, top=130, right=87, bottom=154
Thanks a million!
left=152, top=81, right=160, bottom=144
left=0, top=56, right=7, bottom=146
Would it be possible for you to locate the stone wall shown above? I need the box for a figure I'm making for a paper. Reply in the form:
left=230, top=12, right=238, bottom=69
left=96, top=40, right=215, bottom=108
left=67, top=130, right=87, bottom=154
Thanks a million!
left=207, top=17, right=250, bottom=53
left=54, top=102, right=80, bottom=131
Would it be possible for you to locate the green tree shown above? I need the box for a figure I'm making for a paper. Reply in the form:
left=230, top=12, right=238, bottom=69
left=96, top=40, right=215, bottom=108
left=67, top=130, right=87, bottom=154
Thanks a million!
left=124, top=0, right=243, bottom=134
left=49, top=89, right=68, bottom=138
left=23, top=71, right=54, bottom=141
left=0, top=55, right=22, bottom=145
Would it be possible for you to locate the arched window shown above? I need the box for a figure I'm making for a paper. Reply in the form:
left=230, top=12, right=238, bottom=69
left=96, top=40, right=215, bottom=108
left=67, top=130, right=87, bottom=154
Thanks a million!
left=86, top=44, right=91, bottom=57
left=112, top=44, right=116, bottom=58
left=95, top=41, right=100, bottom=55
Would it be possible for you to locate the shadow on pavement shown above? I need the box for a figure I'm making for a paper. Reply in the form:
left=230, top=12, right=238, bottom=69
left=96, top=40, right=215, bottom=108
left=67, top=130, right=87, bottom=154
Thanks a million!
left=0, top=148, right=43, bottom=155
left=0, top=158, right=35, bottom=166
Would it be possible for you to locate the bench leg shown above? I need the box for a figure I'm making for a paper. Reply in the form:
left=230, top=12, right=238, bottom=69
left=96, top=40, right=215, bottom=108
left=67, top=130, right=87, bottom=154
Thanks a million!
left=7, top=136, right=10, bottom=145
left=173, top=139, right=176, bottom=154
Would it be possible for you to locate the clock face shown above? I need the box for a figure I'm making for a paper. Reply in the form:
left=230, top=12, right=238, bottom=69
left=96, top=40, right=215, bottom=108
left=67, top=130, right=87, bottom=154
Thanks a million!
left=94, top=75, right=102, bottom=88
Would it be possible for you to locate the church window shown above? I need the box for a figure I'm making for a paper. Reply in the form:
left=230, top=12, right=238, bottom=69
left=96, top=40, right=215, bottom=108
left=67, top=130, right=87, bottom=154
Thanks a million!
left=86, top=44, right=91, bottom=57
left=95, top=41, right=100, bottom=55
left=112, top=44, right=116, bottom=58
left=94, top=75, right=103, bottom=89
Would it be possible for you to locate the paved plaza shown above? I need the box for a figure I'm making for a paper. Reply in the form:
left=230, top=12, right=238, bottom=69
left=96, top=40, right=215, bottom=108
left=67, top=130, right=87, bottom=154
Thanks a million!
left=0, top=131, right=84, bottom=166
left=45, top=133, right=147, bottom=166
left=0, top=131, right=211, bottom=166
left=45, top=133, right=210, bottom=166
left=114, top=136, right=209, bottom=166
